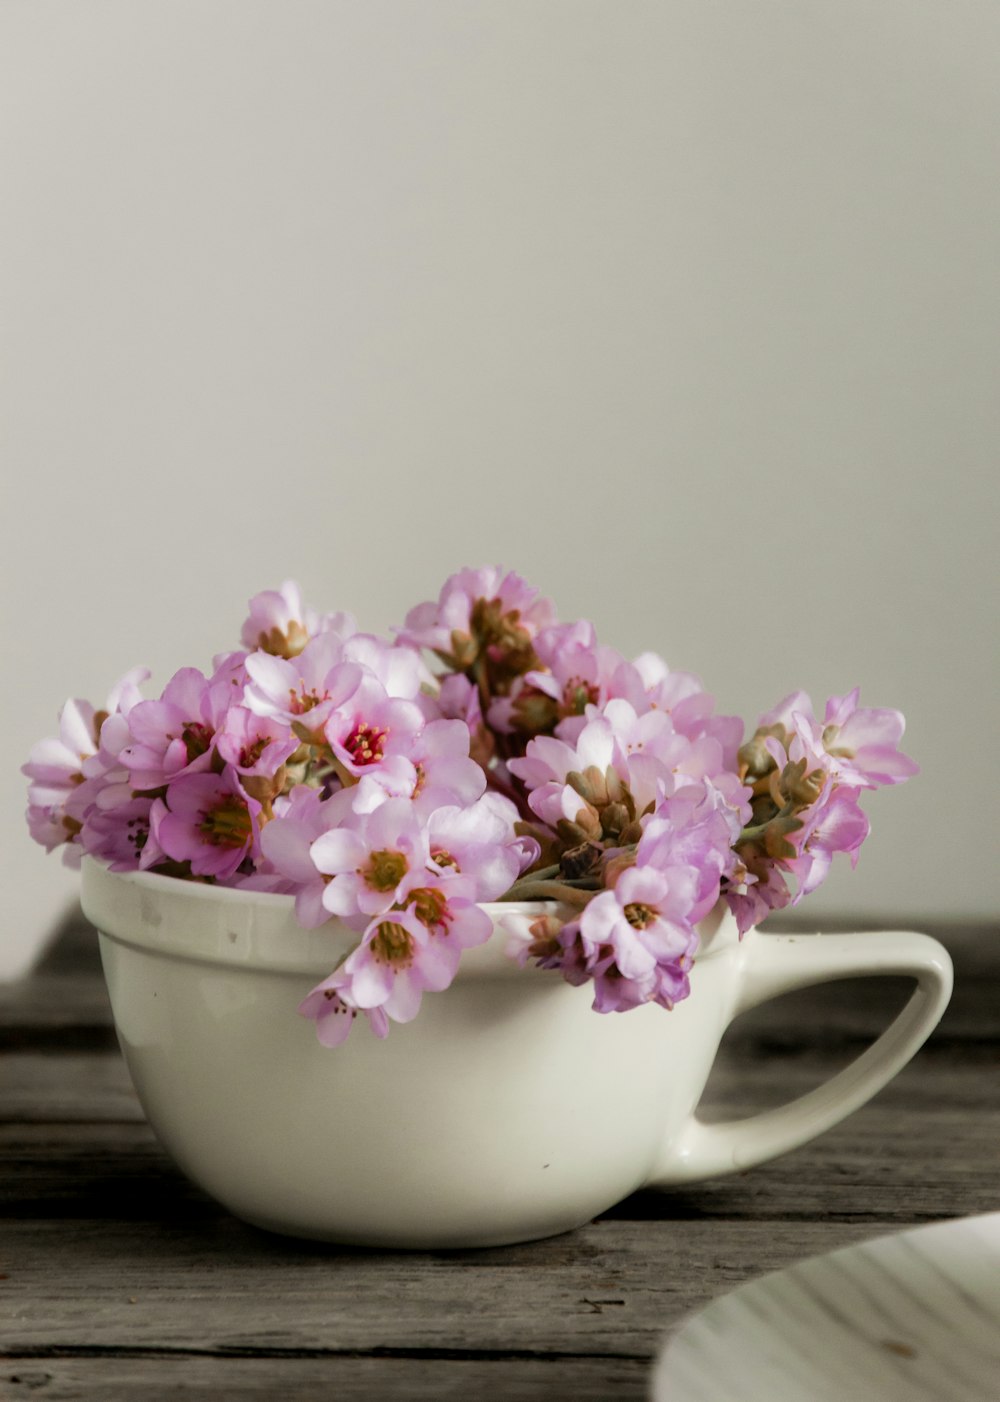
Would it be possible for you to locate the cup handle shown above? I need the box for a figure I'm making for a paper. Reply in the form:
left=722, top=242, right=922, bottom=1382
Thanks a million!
left=651, top=928, right=953, bottom=1186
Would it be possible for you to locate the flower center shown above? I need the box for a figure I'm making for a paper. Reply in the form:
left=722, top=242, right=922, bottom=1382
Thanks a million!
left=126, top=816, right=148, bottom=856
left=287, top=685, right=329, bottom=716
left=198, top=797, right=252, bottom=848
left=344, top=720, right=388, bottom=766
left=182, top=722, right=213, bottom=764
left=362, top=848, right=408, bottom=892
left=431, top=848, right=460, bottom=872
left=370, top=920, right=414, bottom=969
left=321, top=989, right=354, bottom=1020
left=561, top=676, right=599, bottom=717
left=527, top=913, right=563, bottom=960
left=623, top=902, right=656, bottom=930
left=511, top=684, right=559, bottom=735
left=258, top=620, right=310, bottom=659
left=408, top=886, right=450, bottom=931
left=780, top=759, right=826, bottom=808
left=471, top=596, right=531, bottom=651
left=239, top=737, right=269, bottom=769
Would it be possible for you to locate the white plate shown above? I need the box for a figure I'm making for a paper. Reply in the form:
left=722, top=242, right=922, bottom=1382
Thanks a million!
left=652, top=1213, right=1000, bottom=1401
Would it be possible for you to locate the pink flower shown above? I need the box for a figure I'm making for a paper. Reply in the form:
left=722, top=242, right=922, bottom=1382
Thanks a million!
left=23, top=668, right=151, bottom=863
left=434, top=672, right=495, bottom=767
left=26, top=804, right=84, bottom=866
left=509, top=865, right=699, bottom=1017
left=725, top=862, right=793, bottom=935
left=508, top=715, right=619, bottom=823
left=627, top=656, right=743, bottom=771
left=584, top=864, right=699, bottom=980
left=638, top=781, right=745, bottom=921
left=259, top=786, right=352, bottom=927
left=783, top=786, right=871, bottom=901
left=631, top=651, right=706, bottom=713
left=241, top=580, right=355, bottom=659
left=426, top=793, right=523, bottom=901
left=300, top=870, right=494, bottom=1042
left=402, top=870, right=494, bottom=962
left=81, top=795, right=168, bottom=873
left=580, top=862, right=700, bottom=1011
left=757, top=689, right=917, bottom=791
left=23, top=572, right=921, bottom=1047
left=23, top=668, right=149, bottom=808
left=25, top=698, right=103, bottom=803
left=297, top=977, right=389, bottom=1047
left=399, top=566, right=556, bottom=659
left=488, top=622, right=626, bottom=737
left=121, top=668, right=230, bottom=792
left=819, top=689, right=919, bottom=788
left=155, top=770, right=261, bottom=879
left=341, top=632, right=431, bottom=701
left=724, top=686, right=911, bottom=932
left=349, top=718, right=488, bottom=816
left=243, top=639, right=362, bottom=742
left=215, top=707, right=299, bottom=779
left=310, top=799, right=429, bottom=925
left=512, top=703, right=702, bottom=836
left=322, top=671, right=424, bottom=779
left=410, top=718, right=490, bottom=809
left=334, top=909, right=440, bottom=1019
left=436, top=673, right=483, bottom=728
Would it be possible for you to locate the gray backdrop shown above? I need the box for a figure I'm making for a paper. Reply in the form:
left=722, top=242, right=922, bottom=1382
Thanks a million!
left=3, top=0, right=996, bottom=975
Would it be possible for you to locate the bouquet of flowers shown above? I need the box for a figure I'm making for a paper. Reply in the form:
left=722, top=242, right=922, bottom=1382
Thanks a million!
left=24, top=568, right=916, bottom=1046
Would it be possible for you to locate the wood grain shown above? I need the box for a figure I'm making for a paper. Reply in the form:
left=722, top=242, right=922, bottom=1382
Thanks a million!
left=1, top=1217, right=882, bottom=1357
left=0, top=1356, right=651, bottom=1402
left=1, top=918, right=995, bottom=1400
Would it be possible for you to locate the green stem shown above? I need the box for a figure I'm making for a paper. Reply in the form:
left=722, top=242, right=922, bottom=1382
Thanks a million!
left=737, top=823, right=769, bottom=844
left=513, top=863, right=561, bottom=885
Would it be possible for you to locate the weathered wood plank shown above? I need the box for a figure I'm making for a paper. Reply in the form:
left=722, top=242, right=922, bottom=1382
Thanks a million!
left=0, top=1355, right=651, bottom=1402
left=0, top=1053, right=144, bottom=1124
left=0, top=979, right=116, bottom=1043
left=0, top=1217, right=883, bottom=1358
left=1, top=917, right=994, bottom=1395
left=0, top=1122, right=216, bottom=1222
left=0, top=920, right=113, bottom=1043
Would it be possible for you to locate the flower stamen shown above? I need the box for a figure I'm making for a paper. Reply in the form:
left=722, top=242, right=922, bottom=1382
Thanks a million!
left=362, top=848, right=408, bottom=892
left=344, top=721, right=388, bottom=767
left=407, top=886, right=451, bottom=931
left=623, top=901, right=656, bottom=930
left=370, top=920, right=414, bottom=969
left=198, top=798, right=252, bottom=848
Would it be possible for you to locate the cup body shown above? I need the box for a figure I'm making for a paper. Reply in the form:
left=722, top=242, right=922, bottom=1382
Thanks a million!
left=82, top=858, right=744, bottom=1247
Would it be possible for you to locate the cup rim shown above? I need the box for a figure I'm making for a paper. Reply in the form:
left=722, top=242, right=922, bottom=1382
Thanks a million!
left=80, top=855, right=741, bottom=977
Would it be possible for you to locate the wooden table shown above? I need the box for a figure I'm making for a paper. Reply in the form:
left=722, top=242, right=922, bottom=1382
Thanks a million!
left=2, top=917, right=996, bottom=1400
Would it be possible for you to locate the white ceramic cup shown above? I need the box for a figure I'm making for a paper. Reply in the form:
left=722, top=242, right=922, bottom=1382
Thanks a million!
left=81, top=857, right=953, bottom=1249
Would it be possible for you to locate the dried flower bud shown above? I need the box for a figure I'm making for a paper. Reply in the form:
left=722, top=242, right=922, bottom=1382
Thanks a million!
left=526, top=914, right=564, bottom=960
left=781, top=758, right=826, bottom=809
left=738, top=725, right=788, bottom=782
left=559, top=841, right=603, bottom=881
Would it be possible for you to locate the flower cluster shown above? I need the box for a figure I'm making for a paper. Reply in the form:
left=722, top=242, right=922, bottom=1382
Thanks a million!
left=24, top=569, right=916, bottom=1044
